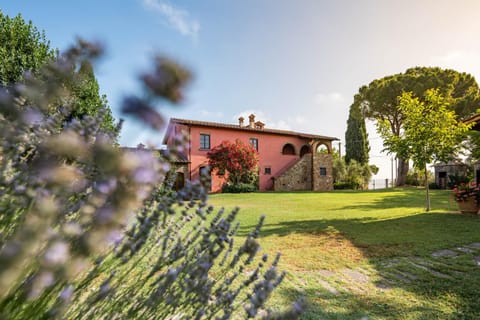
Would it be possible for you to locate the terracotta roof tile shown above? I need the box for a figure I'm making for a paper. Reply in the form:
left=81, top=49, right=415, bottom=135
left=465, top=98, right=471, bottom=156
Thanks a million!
left=168, top=118, right=339, bottom=141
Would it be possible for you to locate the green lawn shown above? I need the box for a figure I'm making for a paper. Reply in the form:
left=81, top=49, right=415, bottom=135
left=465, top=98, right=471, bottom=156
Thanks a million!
left=208, top=188, right=480, bottom=319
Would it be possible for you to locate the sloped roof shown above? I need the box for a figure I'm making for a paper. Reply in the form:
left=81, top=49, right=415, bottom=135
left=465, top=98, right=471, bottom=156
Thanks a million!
left=163, top=117, right=339, bottom=143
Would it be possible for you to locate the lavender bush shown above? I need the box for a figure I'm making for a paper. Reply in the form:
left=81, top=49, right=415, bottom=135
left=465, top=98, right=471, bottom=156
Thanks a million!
left=0, top=40, right=303, bottom=319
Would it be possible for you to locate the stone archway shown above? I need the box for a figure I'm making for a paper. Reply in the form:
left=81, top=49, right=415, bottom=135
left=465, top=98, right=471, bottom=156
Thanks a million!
left=315, top=143, right=331, bottom=154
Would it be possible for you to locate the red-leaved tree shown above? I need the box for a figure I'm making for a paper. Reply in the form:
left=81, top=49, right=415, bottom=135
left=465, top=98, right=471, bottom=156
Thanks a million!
left=207, top=139, right=259, bottom=185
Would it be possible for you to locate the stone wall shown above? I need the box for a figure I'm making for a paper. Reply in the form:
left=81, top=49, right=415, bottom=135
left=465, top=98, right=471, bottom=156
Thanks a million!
left=272, top=150, right=334, bottom=192
left=434, top=162, right=469, bottom=189
left=312, top=153, right=334, bottom=191
left=273, top=156, right=312, bottom=191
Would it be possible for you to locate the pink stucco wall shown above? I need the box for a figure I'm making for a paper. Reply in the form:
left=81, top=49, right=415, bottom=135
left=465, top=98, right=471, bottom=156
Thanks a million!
left=169, top=123, right=314, bottom=192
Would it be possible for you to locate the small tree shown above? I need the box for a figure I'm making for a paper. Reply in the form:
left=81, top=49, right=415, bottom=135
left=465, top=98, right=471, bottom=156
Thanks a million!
left=207, top=139, right=258, bottom=186
left=377, top=89, right=471, bottom=211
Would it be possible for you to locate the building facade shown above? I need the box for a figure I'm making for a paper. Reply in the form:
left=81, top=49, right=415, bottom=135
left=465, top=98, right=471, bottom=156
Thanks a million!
left=162, top=114, right=338, bottom=192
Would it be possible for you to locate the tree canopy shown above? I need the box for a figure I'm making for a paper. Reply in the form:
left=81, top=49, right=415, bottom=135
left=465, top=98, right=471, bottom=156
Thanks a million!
left=377, top=89, right=471, bottom=211
left=0, top=10, right=55, bottom=86
left=0, top=11, right=116, bottom=132
left=357, top=66, right=480, bottom=185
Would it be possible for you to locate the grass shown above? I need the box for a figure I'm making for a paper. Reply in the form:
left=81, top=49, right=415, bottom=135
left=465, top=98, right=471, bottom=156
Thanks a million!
left=208, top=188, right=480, bottom=319
left=3, top=188, right=479, bottom=319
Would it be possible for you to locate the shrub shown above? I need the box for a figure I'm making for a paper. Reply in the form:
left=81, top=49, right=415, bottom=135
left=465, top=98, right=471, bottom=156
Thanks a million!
left=405, top=168, right=435, bottom=187
left=207, top=139, right=259, bottom=185
left=334, top=182, right=359, bottom=190
left=332, top=152, right=372, bottom=190
left=222, top=183, right=257, bottom=193
left=452, top=182, right=480, bottom=202
left=448, top=174, right=471, bottom=189
left=0, top=40, right=302, bottom=319
left=405, top=172, right=420, bottom=186
left=429, top=182, right=439, bottom=190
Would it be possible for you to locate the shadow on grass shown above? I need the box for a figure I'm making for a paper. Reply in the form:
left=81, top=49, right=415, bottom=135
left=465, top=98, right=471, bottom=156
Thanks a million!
left=332, top=188, right=454, bottom=211
left=240, top=213, right=480, bottom=256
left=248, top=212, right=480, bottom=318
left=277, top=285, right=476, bottom=320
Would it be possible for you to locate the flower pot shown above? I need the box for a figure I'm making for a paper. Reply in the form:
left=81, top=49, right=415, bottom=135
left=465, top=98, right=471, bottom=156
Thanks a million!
left=457, top=197, right=478, bottom=214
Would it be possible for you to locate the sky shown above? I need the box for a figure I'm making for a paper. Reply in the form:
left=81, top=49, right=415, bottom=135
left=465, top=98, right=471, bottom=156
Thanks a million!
left=3, top=0, right=480, bottom=180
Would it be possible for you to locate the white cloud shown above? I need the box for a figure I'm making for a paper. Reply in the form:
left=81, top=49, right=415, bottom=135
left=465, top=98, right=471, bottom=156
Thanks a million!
left=142, top=0, right=200, bottom=40
left=199, top=109, right=224, bottom=119
left=292, top=115, right=306, bottom=125
left=272, top=120, right=292, bottom=130
left=429, top=50, right=480, bottom=81
left=314, top=92, right=345, bottom=105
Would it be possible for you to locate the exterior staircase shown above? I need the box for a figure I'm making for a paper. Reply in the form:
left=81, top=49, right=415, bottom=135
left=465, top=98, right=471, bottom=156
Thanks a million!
left=272, top=155, right=313, bottom=191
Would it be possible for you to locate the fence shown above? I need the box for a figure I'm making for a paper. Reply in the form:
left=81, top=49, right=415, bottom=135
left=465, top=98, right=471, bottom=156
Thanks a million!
left=368, top=179, right=396, bottom=190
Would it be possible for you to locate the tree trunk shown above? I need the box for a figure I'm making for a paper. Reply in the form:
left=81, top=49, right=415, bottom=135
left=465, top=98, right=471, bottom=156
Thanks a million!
left=396, top=158, right=409, bottom=186
left=425, top=165, right=430, bottom=212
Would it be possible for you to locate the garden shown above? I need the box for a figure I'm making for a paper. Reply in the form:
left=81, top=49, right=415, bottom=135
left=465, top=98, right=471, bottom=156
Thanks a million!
left=209, top=189, right=480, bottom=319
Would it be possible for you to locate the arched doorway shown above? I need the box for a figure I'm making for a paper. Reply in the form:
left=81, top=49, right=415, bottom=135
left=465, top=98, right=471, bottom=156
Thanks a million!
left=300, top=145, right=312, bottom=157
left=175, top=172, right=185, bottom=191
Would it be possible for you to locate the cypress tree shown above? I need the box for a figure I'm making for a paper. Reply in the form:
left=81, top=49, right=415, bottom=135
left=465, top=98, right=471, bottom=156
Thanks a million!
left=68, top=60, right=116, bottom=132
left=345, top=97, right=370, bottom=164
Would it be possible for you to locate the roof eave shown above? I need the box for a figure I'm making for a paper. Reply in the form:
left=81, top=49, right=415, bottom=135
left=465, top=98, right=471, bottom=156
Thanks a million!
left=168, top=117, right=338, bottom=141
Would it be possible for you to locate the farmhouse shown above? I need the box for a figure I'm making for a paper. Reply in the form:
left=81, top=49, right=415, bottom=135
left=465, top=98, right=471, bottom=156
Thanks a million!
left=433, top=114, right=480, bottom=188
left=162, top=114, right=338, bottom=192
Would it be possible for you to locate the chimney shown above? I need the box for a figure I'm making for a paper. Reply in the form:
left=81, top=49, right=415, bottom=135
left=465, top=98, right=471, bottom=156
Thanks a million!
left=248, top=114, right=255, bottom=128
left=238, top=116, right=244, bottom=127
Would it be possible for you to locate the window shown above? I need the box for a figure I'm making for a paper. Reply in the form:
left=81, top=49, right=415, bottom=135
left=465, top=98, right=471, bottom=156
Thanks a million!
left=250, top=138, right=258, bottom=151
left=282, top=143, right=295, bottom=155
left=200, top=134, right=210, bottom=150
left=264, top=167, right=271, bottom=175
left=320, top=167, right=327, bottom=176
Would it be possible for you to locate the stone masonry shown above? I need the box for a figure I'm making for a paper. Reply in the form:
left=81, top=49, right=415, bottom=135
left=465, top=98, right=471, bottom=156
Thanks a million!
left=272, top=146, right=334, bottom=191
left=313, top=152, right=334, bottom=191
left=273, top=156, right=312, bottom=191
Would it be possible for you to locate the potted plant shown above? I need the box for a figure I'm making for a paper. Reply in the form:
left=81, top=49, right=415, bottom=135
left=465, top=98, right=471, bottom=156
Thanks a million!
left=453, top=182, right=480, bottom=213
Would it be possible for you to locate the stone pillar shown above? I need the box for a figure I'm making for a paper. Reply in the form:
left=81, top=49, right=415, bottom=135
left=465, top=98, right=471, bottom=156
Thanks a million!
left=312, top=140, right=334, bottom=191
